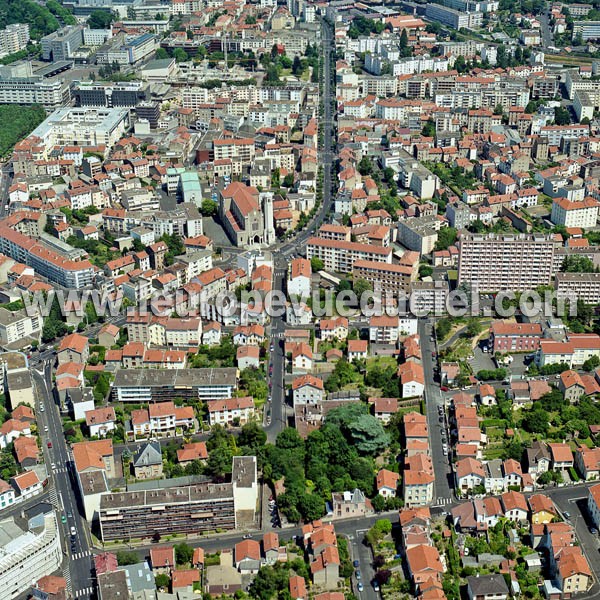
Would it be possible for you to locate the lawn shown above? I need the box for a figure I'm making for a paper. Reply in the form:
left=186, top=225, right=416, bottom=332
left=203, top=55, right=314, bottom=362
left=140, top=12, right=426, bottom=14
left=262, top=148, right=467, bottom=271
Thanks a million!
left=367, top=356, right=398, bottom=370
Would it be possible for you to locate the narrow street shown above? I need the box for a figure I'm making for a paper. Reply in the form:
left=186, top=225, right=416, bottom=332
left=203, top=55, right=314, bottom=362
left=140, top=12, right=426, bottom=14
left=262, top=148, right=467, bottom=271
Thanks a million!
left=33, top=363, right=95, bottom=599
left=418, top=319, right=454, bottom=506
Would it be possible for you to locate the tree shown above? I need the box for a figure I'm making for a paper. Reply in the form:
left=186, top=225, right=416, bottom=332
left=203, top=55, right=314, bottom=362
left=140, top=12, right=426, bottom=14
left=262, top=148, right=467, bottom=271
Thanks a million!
left=292, top=55, right=302, bottom=76
left=522, top=406, right=549, bottom=435
left=346, top=414, right=390, bottom=455
left=421, top=119, right=436, bottom=138
left=554, top=106, right=571, bottom=126
left=561, top=255, right=596, bottom=273
left=494, top=104, right=504, bottom=116
left=358, top=156, right=373, bottom=176
left=175, top=542, right=194, bottom=565
left=155, top=48, right=170, bottom=60
left=434, top=227, right=458, bottom=251
left=310, top=257, right=324, bottom=271
left=200, top=199, right=218, bottom=216
left=375, top=569, right=392, bottom=585
left=298, top=493, right=325, bottom=521
left=465, top=319, right=482, bottom=338
left=353, top=278, right=372, bottom=298
left=87, top=9, right=114, bottom=28
left=400, top=28, right=408, bottom=49
left=366, top=519, right=392, bottom=546
left=283, top=173, right=295, bottom=188
left=173, top=48, right=188, bottom=63
left=116, top=551, right=139, bottom=566
left=155, top=574, right=170, bottom=589
left=41, top=293, right=67, bottom=342
left=371, top=494, right=386, bottom=512
left=583, top=355, right=600, bottom=372
left=238, top=421, right=267, bottom=452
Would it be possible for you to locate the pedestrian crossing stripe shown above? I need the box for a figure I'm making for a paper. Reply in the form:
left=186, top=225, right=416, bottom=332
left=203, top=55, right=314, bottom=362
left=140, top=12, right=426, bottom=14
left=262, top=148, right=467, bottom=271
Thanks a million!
left=72, top=551, right=92, bottom=560
left=74, top=587, right=93, bottom=598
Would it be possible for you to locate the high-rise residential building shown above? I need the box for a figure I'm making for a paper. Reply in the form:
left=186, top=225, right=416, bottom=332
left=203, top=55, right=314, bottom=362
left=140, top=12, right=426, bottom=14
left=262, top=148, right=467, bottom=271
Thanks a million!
left=0, top=24, right=29, bottom=58
left=457, top=233, right=556, bottom=292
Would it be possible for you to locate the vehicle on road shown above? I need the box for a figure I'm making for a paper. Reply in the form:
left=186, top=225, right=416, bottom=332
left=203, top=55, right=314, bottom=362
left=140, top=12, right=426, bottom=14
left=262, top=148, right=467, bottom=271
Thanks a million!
left=564, top=512, right=571, bottom=519
left=44, top=426, right=49, bottom=433
left=353, top=560, right=359, bottom=568
left=70, top=526, right=76, bottom=536
left=357, top=583, right=364, bottom=592
left=373, top=581, right=380, bottom=592
left=61, top=515, right=67, bottom=524
left=51, top=463, right=56, bottom=470
left=589, top=526, right=598, bottom=534
left=440, top=386, right=449, bottom=392
left=47, top=441, right=52, bottom=448
left=355, top=570, right=361, bottom=580
left=243, top=534, right=252, bottom=539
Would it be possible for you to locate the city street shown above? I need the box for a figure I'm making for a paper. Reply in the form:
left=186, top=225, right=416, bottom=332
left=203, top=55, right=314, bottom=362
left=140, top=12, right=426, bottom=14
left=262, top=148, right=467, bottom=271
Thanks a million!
left=32, top=363, right=95, bottom=599
left=419, top=319, right=454, bottom=506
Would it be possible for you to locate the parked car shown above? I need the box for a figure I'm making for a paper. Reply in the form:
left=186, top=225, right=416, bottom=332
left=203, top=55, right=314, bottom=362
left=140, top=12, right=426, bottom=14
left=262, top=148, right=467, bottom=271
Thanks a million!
left=355, top=570, right=361, bottom=580
left=353, top=560, right=359, bottom=568
left=373, top=581, right=380, bottom=592
left=357, top=583, right=364, bottom=593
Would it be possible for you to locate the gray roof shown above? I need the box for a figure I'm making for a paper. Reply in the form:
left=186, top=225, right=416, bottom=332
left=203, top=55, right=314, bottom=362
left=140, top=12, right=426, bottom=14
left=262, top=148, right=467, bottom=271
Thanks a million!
left=119, top=561, right=155, bottom=593
left=467, top=574, right=509, bottom=596
left=112, top=367, right=237, bottom=389
left=134, top=442, right=162, bottom=467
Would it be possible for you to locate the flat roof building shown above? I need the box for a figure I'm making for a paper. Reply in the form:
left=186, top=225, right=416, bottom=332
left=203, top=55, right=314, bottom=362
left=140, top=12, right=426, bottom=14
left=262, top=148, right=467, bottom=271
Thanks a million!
left=111, top=368, right=238, bottom=403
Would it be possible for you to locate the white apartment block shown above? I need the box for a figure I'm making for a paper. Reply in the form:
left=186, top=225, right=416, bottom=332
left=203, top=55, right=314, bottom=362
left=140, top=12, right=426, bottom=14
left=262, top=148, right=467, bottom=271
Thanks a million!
left=306, top=237, right=392, bottom=273
left=551, top=197, right=600, bottom=229
left=28, top=107, right=130, bottom=156
left=555, top=272, right=600, bottom=305
left=457, top=233, right=555, bottom=292
left=0, top=24, right=29, bottom=57
left=0, top=308, right=41, bottom=347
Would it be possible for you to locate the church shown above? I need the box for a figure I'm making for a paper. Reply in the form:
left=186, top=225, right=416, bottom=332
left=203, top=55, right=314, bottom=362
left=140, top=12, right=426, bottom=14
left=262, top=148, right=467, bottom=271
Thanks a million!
left=219, top=182, right=276, bottom=248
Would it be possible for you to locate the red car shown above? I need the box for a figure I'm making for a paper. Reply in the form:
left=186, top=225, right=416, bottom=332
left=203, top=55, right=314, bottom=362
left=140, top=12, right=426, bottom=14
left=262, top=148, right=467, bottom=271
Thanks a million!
left=440, top=386, right=449, bottom=392
left=47, top=441, right=52, bottom=448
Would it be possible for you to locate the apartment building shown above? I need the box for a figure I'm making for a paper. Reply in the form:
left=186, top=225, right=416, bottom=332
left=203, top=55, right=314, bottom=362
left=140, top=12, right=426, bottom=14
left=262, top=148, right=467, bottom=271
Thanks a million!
left=352, top=259, right=414, bottom=294
left=0, top=24, right=29, bottom=58
left=457, top=233, right=555, bottom=291
left=0, top=77, right=71, bottom=109
left=99, top=456, right=256, bottom=541
left=306, top=237, right=392, bottom=273
left=0, top=309, right=41, bottom=354
left=111, top=368, right=238, bottom=403
left=27, top=107, right=130, bottom=156
left=555, top=272, right=600, bottom=305
left=99, top=482, right=236, bottom=541
left=488, top=321, right=543, bottom=354
left=425, top=4, right=483, bottom=28
left=397, top=216, right=441, bottom=255
left=0, top=227, right=94, bottom=289
left=551, top=197, right=600, bottom=229
left=536, top=333, right=600, bottom=368
left=207, top=396, right=255, bottom=426
left=0, top=510, right=63, bottom=599
left=573, top=20, right=600, bottom=40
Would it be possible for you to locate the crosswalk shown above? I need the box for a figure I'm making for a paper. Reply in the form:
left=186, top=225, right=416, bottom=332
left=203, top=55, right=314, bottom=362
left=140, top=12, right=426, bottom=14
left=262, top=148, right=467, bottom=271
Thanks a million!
left=52, top=467, right=68, bottom=475
left=433, top=497, right=453, bottom=507
left=74, top=586, right=94, bottom=598
left=63, top=564, right=72, bottom=597
left=72, top=550, right=92, bottom=560
left=49, top=486, right=58, bottom=507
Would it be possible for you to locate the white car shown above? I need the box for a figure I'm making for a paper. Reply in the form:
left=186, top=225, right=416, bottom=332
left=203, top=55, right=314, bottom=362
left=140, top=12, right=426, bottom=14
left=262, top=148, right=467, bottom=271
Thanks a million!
left=44, top=426, right=49, bottom=433
left=50, top=463, right=56, bottom=470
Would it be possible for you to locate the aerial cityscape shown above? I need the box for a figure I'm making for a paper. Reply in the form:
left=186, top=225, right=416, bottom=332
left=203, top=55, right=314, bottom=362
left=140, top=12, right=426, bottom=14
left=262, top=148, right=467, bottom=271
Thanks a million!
left=3, top=0, right=600, bottom=598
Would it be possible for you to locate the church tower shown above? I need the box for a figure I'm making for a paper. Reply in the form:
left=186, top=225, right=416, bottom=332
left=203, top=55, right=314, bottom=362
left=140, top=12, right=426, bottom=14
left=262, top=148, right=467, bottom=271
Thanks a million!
left=261, top=192, right=276, bottom=245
